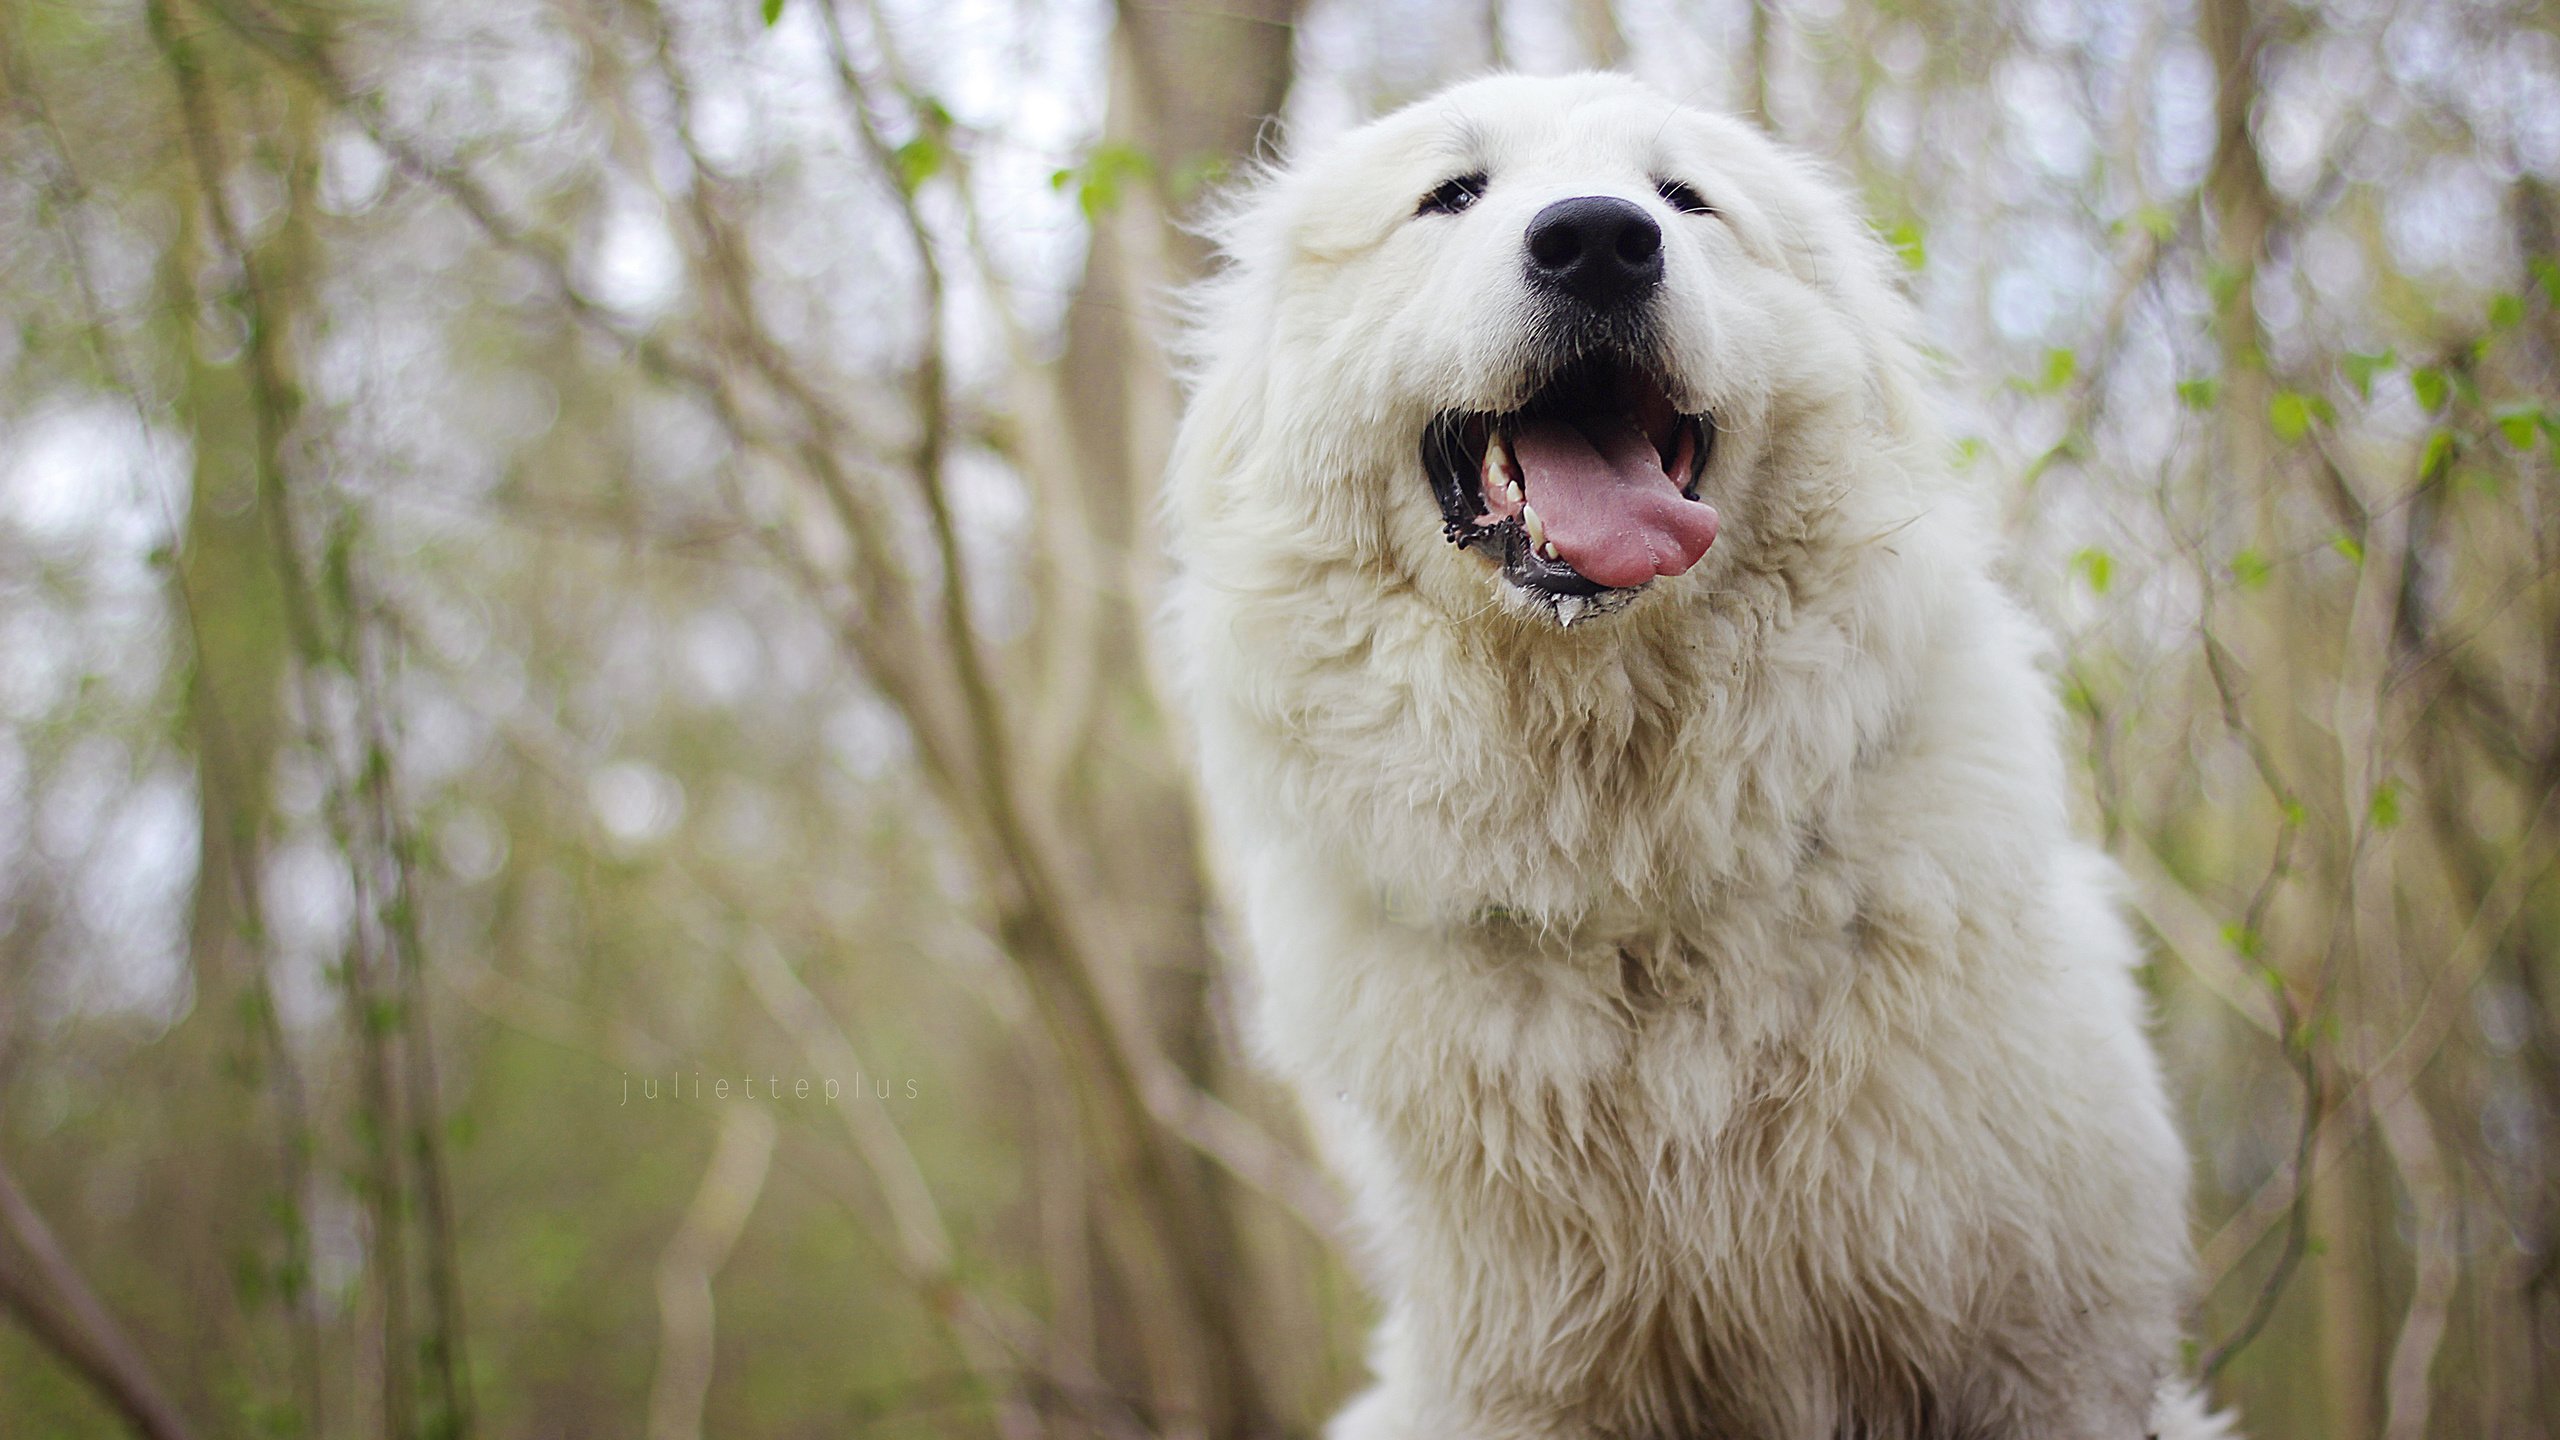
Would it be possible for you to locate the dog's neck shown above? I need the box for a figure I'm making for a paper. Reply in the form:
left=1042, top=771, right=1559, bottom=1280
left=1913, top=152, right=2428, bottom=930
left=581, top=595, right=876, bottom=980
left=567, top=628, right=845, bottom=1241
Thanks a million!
left=1211, top=531, right=1930, bottom=930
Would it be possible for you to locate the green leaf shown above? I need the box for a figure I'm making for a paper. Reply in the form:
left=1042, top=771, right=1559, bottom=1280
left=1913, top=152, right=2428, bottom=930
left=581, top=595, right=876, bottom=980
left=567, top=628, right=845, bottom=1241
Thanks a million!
left=2060, top=673, right=2098, bottom=717
left=2071, top=546, right=2114, bottom=595
left=2340, top=348, right=2394, bottom=401
left=2221, top=923, right=2264, bottom=960
left=2329, top=531, right=2364, bottom=565
left=2268, top=390, right=2316, bottom=443
left=1052, top=140, right=1153, bottom=219
left=2134, top=203, right=2179, bottom=241
left=1885, top=218, right=1926, bottom=270
left=2367, top=779, right=2402, bottom=830
left=2229, top=548, right=2272, bottom=591
left=892, top=135, right=944, bottom=192
left=2205, top=262, right=2244, bottom=311
left=2039, top=347, right=2077, bottom=392
left=2410, top=366, right=2449, bottom=413
left=1171, top=154, right=1230, bottom=202
left=2176, top=377, right=2220, bottom=411
left=2534, top=256, right=2560, bottom=307
left=2493, top=403, right=2542, bottom=449
left=1952, top=436, right=1986, bottom=468
left=2418, top=428, right=2455, bottom=479
left=2489, top=292, right=2526, bottom=330
left=761, top=0, right=786, bottom=24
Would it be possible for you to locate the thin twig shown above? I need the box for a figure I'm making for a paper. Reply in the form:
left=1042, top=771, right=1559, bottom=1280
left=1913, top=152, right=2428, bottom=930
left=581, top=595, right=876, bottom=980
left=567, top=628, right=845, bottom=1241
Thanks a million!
left=0, top=13, right=329, bottom=1425
left=646, top=1105, right=777, bottom=1440
left=0, top=1158, right=202, bottom=1440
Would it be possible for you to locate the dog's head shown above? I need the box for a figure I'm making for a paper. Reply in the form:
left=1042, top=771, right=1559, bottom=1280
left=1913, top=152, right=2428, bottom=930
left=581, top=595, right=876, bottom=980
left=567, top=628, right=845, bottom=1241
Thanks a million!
left=1171, top=72, right=1932, bottom=630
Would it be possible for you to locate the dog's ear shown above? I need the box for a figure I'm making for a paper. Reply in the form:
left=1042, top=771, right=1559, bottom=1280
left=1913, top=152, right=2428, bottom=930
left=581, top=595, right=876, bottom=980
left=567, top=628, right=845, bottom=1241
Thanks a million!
left=1162, top=193, right=1280, bottom=550
left=1802, top=190, right=1937, bottom=453
left=1196, top=99, right=1481, bottom=270
left=1160, top=316, right=1269, bottom=547
left=1256, top=156, right=1419, bottom=264
left=1694, top=119, right=1938, bottom=448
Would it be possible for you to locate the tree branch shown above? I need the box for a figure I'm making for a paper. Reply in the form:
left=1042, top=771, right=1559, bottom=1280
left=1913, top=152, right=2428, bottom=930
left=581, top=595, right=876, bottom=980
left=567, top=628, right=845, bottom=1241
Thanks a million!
left=0, top=1158, right=201, bottom=1440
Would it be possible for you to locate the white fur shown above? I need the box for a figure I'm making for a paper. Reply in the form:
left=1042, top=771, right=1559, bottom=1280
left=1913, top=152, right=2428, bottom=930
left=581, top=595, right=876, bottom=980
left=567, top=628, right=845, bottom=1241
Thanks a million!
left=1162, top=74, right=2237, bottom=1440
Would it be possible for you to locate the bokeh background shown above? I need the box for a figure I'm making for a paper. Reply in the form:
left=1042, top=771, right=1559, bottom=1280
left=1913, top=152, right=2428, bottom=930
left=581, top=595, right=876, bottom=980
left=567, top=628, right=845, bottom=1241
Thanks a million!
left=1, top=0, right=2555, bottom=1435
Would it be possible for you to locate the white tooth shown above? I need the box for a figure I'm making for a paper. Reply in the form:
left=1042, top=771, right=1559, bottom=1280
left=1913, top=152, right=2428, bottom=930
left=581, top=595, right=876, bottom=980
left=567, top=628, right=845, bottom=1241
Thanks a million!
left=1556, top=596, right=1586, bottom=627
left=1485, top=429, right=1511, bottom=490
left=1505, top=479, right=1524, bottom=505
left=1521, top=503, right=1547, bottom=552
left=1542, top=542, right=1560, bottom=561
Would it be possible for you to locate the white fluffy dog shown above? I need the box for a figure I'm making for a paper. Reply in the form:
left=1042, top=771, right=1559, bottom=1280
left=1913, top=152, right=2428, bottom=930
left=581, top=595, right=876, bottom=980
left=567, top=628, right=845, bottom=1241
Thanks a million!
left=1162, top=73, right=2234, bottom=1440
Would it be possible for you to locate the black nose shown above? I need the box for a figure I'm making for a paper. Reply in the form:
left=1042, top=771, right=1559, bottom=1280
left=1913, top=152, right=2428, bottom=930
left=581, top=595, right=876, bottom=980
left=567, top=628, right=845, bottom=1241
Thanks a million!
left=1524, top=196, right=1663, bottom=311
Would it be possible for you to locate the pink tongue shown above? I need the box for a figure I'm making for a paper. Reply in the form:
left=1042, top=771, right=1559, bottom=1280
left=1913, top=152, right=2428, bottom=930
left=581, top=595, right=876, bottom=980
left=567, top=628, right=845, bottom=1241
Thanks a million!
left=1512, top=416, right=1720, bottom=589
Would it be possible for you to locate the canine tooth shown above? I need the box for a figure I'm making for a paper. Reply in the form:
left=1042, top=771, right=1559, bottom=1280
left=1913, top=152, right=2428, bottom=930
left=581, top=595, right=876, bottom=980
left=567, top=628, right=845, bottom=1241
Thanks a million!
left=1485, top=429, right=1511, bottom=487
left=1542, top=542, right=1561, bottom=560
left=1521, top=503, right=1547, bottom=552
left=1506, top=478, right=1524, bottom=505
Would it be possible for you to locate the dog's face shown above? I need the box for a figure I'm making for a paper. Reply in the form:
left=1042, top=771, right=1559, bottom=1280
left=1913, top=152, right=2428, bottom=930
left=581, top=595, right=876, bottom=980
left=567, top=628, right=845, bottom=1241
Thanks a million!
left=1179, top=72, right=1921, bottom=629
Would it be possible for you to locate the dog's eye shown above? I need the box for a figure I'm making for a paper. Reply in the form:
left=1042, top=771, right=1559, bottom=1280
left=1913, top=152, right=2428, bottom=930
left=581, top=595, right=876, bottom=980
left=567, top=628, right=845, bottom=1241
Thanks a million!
left=1417, top=172, right=1487, bottom=217
left=1655, top=179, right=1714, bottom=216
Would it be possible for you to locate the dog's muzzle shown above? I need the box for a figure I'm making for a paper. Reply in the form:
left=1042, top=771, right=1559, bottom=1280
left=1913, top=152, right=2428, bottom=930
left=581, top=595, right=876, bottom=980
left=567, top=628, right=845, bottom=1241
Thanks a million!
left=1424, top=355, right=1719, bottom=622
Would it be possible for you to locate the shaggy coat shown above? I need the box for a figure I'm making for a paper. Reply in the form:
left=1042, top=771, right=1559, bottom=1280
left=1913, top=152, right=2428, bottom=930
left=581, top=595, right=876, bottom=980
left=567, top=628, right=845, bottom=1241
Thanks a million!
left=1162, top=73, right=2235, bottom=1440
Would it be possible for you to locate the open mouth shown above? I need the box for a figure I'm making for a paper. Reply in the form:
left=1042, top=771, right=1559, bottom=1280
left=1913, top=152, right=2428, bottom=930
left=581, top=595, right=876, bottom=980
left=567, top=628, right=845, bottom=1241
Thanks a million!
left=1423, top=356, right=1719, bottom=622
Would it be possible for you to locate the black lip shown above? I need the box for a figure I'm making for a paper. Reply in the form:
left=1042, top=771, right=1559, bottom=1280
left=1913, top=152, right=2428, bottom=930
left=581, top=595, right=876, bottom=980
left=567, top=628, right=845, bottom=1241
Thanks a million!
left=1499, top=521, right=1612, bottom=596
left=1421, top=366, right=1714, bottom=602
